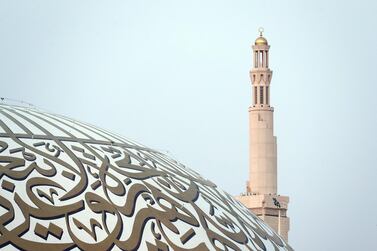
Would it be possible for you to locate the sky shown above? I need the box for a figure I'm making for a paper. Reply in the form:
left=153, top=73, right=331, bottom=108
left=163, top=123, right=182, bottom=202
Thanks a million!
left=1, top=0, right=377, bottom=250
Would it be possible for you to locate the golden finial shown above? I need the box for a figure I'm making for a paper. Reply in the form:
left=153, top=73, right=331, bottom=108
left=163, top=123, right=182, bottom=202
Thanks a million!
left=258, top=27, right=264, bottom=37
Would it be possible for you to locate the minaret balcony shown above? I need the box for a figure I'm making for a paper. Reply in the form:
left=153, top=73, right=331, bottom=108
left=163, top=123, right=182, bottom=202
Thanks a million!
left=249, top=105, right=274, bottom=112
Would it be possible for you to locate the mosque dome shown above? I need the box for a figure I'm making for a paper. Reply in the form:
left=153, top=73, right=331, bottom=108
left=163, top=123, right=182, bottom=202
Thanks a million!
left=0, top=104, right=292, bottom=250
left=255, top=36, right=268, bottom=45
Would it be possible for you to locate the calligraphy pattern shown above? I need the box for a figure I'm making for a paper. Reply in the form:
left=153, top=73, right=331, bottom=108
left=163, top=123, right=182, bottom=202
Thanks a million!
left=0, top=104, right=292, bottom=251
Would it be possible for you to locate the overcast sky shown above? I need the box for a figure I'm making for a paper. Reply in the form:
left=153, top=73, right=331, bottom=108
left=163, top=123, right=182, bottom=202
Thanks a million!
left=1, top=0, right=377, bottom=250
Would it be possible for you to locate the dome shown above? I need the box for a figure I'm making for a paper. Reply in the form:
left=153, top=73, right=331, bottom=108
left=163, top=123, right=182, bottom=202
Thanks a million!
left=0, top=104, right=292, bottom=250
left=255, top=36, right=268, bottom=45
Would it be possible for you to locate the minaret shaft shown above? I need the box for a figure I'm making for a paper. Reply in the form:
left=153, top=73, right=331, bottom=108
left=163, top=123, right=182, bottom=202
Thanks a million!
left=248, top=108, right=277, bottom=194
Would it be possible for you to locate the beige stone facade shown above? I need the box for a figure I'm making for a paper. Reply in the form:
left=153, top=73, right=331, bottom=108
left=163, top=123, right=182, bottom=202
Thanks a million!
left=235, top=29, right=290, bottom=242
left=235, top=194, right=290, bottom=241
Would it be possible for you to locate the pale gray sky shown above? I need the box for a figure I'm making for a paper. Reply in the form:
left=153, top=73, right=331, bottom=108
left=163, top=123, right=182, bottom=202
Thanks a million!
left=1, top=0, right=377, bottom=250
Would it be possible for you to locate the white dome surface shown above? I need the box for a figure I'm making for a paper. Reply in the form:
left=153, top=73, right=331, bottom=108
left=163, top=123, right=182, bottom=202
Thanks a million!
left=0, top=104, right=292, bottom=251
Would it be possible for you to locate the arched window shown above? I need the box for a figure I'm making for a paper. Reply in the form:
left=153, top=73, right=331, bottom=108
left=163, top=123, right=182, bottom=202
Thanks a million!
left=260, top=86, right=264, bottom=104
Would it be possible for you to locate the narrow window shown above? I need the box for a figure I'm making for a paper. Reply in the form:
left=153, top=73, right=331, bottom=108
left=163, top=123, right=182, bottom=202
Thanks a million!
left=266, top=51, right=269, bottom=68
left=254, top=86, right=257, bottom=104
left=266, top=86, right=269, bottom=104
left=255, top=52, right=258, bottom=67
left=259, top=52, right=263, bottom=68
left=260, top=86, right=264, bottom=104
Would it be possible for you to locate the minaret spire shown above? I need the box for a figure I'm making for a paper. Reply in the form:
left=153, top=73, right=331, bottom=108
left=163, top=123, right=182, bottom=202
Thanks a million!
left=235, top=29, right=290, bottom=242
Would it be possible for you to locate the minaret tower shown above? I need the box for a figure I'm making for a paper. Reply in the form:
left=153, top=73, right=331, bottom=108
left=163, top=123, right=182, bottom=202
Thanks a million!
left=235, top=28, right=290, bottom=241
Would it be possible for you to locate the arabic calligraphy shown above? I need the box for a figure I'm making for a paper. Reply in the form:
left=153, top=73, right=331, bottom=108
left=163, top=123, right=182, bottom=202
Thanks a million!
left=0, top=104, right=292, bottom=250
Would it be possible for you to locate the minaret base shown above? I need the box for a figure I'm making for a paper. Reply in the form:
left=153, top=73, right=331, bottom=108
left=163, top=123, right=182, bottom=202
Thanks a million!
left=234, top=194, right=290, bottom=242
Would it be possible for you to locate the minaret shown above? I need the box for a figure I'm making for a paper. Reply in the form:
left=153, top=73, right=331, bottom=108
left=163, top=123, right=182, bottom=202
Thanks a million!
left=235, top=28, right=290, bottom=241
left=247, top=28, right=276, bottom=195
